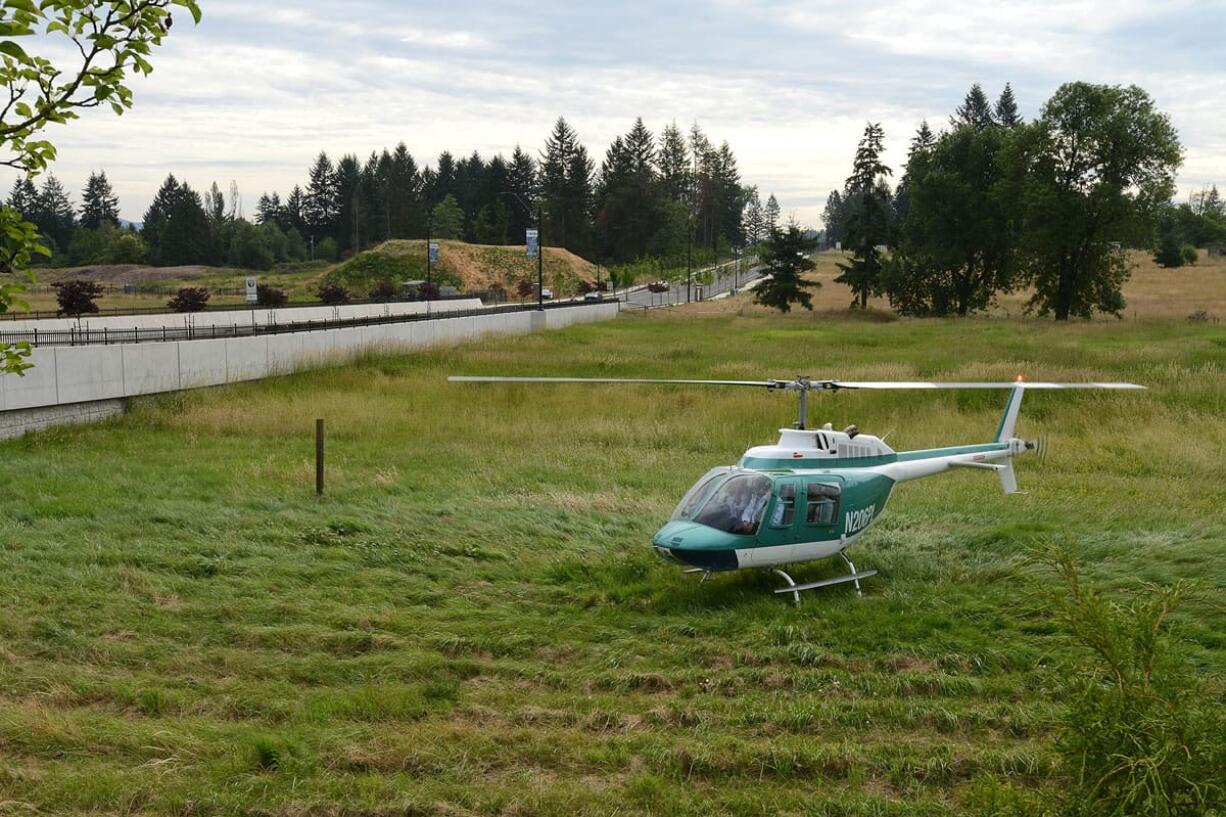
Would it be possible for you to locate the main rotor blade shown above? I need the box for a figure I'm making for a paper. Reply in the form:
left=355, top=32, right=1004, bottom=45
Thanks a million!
left=448, top=376, right=778, bottom=387
left=832, top=381, right=1146, bottom=390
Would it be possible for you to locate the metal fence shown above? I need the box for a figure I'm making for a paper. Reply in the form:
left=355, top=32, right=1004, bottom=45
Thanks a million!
left=0, top=298, right=609, bottom=348
left=0, top=292, right=505, bottom=322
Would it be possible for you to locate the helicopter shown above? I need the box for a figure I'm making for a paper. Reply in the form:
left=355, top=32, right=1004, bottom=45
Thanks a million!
left=449, top=375, right=1144, bottom=603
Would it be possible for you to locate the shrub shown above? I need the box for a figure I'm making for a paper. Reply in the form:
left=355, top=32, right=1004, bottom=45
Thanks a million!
left=316, top=236, right=339, bottom=262
left=417, top=281, right=438, bottom=300
left=167, top=287, right=210, bottom=313
left=1154, top=234, right=1184, bottom=268
left=368, top=281, right=397, bottom=302
left=516, top=279, right=535, bottom=298
left=1032, top=539, right=1226, bottom=817
left=316, top=282, right=351, bottom=305
left=52, top=279, right=104, bottom=316
left=1180, top=245, right=1199, bottom=266
left=256, top=284, right=287, bottom=307
left=577, top=279, right=594, bottom=294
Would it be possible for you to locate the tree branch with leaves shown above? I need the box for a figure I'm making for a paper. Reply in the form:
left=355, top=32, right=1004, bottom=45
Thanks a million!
left=0, top=0, right=200, bottom=374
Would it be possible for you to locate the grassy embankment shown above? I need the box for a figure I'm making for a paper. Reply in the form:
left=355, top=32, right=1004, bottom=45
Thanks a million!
left=16, top=241, right=600, bottom=314
left=0, top=285, right=1222, bottom=814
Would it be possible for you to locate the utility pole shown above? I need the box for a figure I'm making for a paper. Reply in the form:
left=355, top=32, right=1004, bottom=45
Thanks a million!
left=426, top=217, right=432, bottom=317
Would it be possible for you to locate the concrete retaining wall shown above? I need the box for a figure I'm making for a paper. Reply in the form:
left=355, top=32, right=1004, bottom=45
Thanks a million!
left=0, top=298, right=483, bottom=333
left=0, top=303, right=619, bottom=438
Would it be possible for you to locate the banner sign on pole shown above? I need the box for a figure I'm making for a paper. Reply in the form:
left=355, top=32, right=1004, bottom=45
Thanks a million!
left=428, top=242, right=439, bottom=264
left=245, top=276, right=258, bottom=304
left=526, top=229, right=539, bottom=260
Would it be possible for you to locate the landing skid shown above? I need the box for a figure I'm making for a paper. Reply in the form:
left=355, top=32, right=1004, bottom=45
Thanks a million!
left=684, top=552, right=876, bottom=604
left=773, top=552, right=876, bottom=605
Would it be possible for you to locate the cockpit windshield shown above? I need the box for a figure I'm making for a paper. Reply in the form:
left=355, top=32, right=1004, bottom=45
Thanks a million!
left=691, top=473, right=773, bottom=536
left=671, top=467, right=732, bottom=521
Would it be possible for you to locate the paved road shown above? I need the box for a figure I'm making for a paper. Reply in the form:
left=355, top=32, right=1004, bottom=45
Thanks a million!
left=615, top=261, right=762, bottom=309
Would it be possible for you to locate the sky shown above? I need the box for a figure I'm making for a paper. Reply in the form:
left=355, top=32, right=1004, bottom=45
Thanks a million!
left=8, top=0, right=1226, bottom=227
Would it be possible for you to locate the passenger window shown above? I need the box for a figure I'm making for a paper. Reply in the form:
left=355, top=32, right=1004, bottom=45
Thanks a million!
left=805, top=482, right=840, bottom=525
left=770, top=483, right=796, bottom=527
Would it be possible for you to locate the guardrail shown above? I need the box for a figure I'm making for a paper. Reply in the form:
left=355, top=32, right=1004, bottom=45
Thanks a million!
left=0, top=298, right=612, bottom=348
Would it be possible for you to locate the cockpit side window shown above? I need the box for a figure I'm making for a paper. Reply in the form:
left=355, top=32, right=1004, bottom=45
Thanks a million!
left=691, top=473, right=773, bottom=536
left=805, top=481, right=841, bottom=526
left=770, top=482, right=796, bottom=527
left=671, top=468, right=732, bottom=521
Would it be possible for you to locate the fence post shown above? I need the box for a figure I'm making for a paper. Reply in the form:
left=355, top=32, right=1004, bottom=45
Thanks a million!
left=315, top=418, right=325, bottom=496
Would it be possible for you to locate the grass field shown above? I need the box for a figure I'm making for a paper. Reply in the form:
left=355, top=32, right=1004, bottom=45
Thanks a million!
left=0, top=300, right=1223, bottom=815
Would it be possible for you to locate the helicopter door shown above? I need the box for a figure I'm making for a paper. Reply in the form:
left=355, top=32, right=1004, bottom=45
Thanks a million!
left=756, top=477, right=804, bottom=550
left=802, top=478, right=843, bottom=533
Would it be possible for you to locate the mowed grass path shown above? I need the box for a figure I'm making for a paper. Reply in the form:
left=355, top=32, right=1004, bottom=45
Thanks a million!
left=0, top=309, right=1223, bottom=815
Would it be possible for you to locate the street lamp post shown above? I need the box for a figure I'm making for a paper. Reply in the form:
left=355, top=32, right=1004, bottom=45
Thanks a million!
left=425, top=217, right=432, bottom=317
left=686, top=223, right=692, bottom=304
left=500, top=192, right=545, bottom=311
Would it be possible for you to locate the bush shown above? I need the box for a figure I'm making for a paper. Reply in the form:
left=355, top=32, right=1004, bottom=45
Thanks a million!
left=516, top=279, right=535, bottom=298
left=103, top=231, right=148, bottom=265
left=316, top=236, right=339, bottom=262
left=167, top=287, right=210, bottom=313
left=255, top=284, right=287, bottom=307
left=1032, top=539, right=1226, bottom=817
left=52, top=279, right=104, bottom=316
left=416, top=281, right=438, bottom=300
left=368, top=281, right=397, bottom=302
left=1180, top=245, right=1199, bottom=266
left=316, top=282, right=351, bottom=305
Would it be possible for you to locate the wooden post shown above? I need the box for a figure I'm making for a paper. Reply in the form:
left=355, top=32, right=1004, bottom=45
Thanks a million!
left=315, top=418, right=325, bottom=496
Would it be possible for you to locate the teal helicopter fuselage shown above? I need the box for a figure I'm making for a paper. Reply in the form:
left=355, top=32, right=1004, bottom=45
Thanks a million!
left=653, top=394, right=1029, bottom=572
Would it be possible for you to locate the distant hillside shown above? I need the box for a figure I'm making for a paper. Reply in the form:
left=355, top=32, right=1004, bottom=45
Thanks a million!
left=322, top=240, right=598, bottom=296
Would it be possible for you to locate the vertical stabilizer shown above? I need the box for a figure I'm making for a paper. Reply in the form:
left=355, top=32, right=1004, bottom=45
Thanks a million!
left=996, top=382, right=1025, bottom=443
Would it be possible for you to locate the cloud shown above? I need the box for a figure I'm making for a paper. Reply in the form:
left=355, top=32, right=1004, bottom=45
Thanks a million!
left=399, top=28, right=490, bottom=50
left=2, top=0, right=1220, bottom=226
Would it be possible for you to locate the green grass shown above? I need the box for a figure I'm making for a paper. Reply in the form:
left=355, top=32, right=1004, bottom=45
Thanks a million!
left=0, top=308, right=1223, bottom=815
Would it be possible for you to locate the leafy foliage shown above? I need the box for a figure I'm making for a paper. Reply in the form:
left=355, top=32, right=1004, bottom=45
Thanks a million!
left=52, top=278, right=104, bottom=316
left=316, top=282, right=351, bottom=305
left=1016, top=83, right=1182, bottom=319
left=753, top=225, right=818, bottom=313
left=368, top=280, right=397, bottom=302
left=0, top=0, right=200, bottom=372
left=1033, top=540, right=1226, bottom=816
left=166, top=286, right=209, bottom=313
left=255, top=284, right=287, bottom=308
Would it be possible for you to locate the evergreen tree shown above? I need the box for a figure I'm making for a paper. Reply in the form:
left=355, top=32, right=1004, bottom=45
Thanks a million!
left=764, top=194, right=781, bottom=234
left=429, top=151, right=457, bottom=207
left=743, top=188, right=765, bottom=246
left=893, top=120, right=936, bottom=225
left=389, top=143, right=424, bottom=238
left=334, top=154, right=364, bottom=255
left=79, top=171, right=120, bottom=229
left=285, top=186, right=307, bottom=235
left=7, top=177, right=38, bottom=219
left=995, top=83, right=1022, bottom=127
left=539, top=117, right=593, bottom=253
left=33, top=174, right=75, bottom=253
left=836, top=122, right=893, bottom=309
left=506, top=145, right=537, bottom=245
left=431, top=194, right=464, bottom=239
left=304, top=152, right=338, bottom=241
left=255, top=192, right=283, bottom=227
left=822, top=190, right=848, bottom=248
left=754, top=224, right=819, bottom=312
left=656, top=122, right=689, bottom=203
left=954, top=83, right=996, bottom=129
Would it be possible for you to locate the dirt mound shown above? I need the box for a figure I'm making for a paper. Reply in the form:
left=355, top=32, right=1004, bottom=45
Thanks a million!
left=326, top=240, right=597, bottom=295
